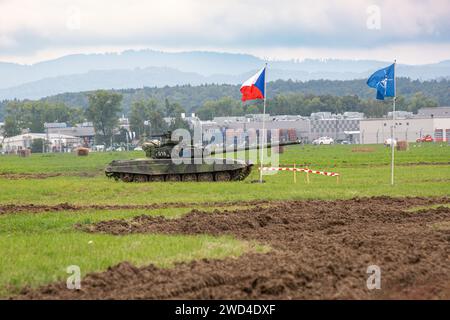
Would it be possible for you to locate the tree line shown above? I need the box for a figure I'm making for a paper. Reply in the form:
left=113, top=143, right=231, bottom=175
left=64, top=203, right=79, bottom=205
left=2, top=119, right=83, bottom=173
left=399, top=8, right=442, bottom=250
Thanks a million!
left=2, top=100, right=85, bottom=137
left=36, top=77, right=449, bottom=114
left=1, top=77, right=445, bottom=124
left=195, top=92, right=439, bottom=120
left=1, top=90, right=440, bottom=139
left=1, top=91, right=190, bottom=147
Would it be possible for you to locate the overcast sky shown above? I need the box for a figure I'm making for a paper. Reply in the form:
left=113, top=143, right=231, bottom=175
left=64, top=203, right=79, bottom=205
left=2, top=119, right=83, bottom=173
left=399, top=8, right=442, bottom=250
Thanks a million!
left=1, top=0, right=449, bottom=64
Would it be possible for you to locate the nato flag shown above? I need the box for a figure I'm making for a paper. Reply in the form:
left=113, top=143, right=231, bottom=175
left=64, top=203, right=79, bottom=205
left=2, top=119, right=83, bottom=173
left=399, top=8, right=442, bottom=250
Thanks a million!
left=367, top=63, right=395, bottom=100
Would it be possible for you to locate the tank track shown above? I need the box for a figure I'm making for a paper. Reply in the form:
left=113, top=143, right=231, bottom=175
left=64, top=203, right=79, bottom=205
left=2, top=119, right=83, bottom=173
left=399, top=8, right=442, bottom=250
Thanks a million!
left=105, top=166, right=252, bottom=183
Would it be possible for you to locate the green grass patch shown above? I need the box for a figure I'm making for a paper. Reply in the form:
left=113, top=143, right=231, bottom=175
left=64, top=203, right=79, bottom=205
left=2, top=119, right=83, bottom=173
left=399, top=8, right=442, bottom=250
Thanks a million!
left=0, top=207, right=267, bottom=297
left=0, top=206, right=259, bottom=234
left=0, top=164, right=448, bottom=205
left=0, top=151, right=143, bottom=174
left=233, top=143, right=450, bottom=167
left=1, top=232, right=261, bottom=297
left=0, top=143, right=448, bottom=175
left=0, top=143, right=448, bottom=297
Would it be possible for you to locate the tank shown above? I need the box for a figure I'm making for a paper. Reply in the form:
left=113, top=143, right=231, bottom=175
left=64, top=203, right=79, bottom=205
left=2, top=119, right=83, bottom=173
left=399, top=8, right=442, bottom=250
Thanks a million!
left=105, top=132, right=300, bottom=182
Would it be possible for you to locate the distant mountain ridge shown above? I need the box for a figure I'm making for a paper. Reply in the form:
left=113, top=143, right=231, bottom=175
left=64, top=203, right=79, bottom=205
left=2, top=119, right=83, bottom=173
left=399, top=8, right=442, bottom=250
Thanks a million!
left=0, top=66, right=374, bottom=100
left=0, top=50, right=449, bottom=100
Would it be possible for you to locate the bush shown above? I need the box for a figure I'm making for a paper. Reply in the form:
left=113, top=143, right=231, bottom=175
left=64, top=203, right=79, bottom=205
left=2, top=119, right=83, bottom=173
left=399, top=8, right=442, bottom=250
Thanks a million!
left=31, top=139, right=44, bottom=153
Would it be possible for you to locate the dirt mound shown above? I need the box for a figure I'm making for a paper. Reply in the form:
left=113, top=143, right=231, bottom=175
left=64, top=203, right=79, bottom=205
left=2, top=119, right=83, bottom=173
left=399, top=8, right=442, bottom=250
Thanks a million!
left=0, top=200, right=270, bottom=216
left=0, top=203, right=79, bottom=215
left=16, top=197, right=450, bottom=299
left=81, top=196, right=450, bottom=239
left=0, top=172, right=102, bottom=180
left=0, top=173, right=63, bottom=180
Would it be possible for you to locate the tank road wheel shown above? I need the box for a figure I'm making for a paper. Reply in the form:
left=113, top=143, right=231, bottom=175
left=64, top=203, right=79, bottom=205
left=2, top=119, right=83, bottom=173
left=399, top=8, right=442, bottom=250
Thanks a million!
left=166, top=174, right=181, bottom=182
left=182, top=174, right=197, bottom=182
left=120, top=173, right=134, bottom=182
left=133, top=174, right=148, bottom=182
left=149, top=175, right=165, bottom=182
left=215, top=171, right=231, bottom=182
left=230, top=169, right=243, bottom=181
left=107, top=172, right=120, bottom=181
left=198, top=173, right=214, bottom=182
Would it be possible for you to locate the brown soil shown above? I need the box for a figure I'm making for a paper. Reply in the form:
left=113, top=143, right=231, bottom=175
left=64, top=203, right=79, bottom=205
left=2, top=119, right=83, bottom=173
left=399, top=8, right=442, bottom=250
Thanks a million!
left=0, top=173, right=63, bottom=179
left=0, top=172, right=99, bottom=180
left=15, top=196, right=450, bottom=300
left=351, top=147, right=376, bottom=153
left=0, top=200, right=270, bottom=216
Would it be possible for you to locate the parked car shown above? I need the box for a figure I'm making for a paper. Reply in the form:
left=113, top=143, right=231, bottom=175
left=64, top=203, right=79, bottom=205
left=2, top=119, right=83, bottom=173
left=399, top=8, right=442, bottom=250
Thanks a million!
left=384, top=138, right=398, bottom=147
left=134, top=146, right=143, bottom=151
left=335, top=139, right=351, bottom=145
left=312, top=137, right=334, bottom=145
left=91, top=145, right=105, bottom=152
left=416, top=135, right=434, bottom=143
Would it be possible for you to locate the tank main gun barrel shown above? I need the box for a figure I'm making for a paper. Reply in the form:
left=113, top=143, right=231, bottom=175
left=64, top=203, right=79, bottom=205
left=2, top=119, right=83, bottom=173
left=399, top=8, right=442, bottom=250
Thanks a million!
left=207, top=140, right=301, bottom=156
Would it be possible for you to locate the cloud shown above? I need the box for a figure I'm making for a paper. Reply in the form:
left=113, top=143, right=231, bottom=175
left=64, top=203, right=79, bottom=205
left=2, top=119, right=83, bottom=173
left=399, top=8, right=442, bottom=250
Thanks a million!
left=0, top=0, right=449, bottom=62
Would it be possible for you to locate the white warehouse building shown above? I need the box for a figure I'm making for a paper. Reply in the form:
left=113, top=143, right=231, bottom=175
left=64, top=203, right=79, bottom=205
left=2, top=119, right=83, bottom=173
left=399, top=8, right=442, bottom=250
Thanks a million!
left=359, top=117, right=450, bottom=144
left=2, top=133, right=81, bottom=153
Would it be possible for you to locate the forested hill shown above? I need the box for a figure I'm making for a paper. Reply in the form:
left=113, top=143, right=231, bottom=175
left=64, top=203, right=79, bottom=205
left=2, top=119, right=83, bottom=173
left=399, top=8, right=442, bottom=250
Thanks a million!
left=41, top=77, right=449, bottom=112
left=0, top=77, right=448, bottom=122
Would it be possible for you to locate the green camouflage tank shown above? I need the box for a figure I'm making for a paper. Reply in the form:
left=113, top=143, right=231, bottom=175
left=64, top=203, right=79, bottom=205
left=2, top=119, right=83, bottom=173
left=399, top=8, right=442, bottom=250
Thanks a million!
left=105, top=132, right=298, bottom=182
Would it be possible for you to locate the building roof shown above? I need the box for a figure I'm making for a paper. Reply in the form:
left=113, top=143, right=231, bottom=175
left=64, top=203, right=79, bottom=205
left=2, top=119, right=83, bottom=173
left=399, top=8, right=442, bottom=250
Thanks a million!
left=3, top=133, right=79, bottom=142
left=48, top=126, right=95, bottom=137
left=418, top=106, right=450, bottom=118
left=360, top=116, right=450, bottom=122
left=44, top=122, right=67, bottom=129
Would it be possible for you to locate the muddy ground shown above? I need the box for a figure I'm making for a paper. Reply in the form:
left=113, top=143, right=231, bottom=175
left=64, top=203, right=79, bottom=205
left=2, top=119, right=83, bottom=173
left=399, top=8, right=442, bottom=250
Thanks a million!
left=0, top=200, right=269, bottom=215
left=16, top=197, right=450, bottom=299
left=0, top=172, right=99, bottom=180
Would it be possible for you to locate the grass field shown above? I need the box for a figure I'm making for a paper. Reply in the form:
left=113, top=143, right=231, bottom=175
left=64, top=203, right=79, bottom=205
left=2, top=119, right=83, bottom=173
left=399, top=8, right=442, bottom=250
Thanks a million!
left=0, top=143, right=449, bottom=297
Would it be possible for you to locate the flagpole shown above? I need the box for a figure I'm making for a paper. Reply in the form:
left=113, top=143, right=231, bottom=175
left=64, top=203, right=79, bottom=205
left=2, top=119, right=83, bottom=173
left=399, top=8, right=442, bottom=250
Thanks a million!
left=391, top=60, right=396, bottom=186
left=259, top=62, right=268, bottom=183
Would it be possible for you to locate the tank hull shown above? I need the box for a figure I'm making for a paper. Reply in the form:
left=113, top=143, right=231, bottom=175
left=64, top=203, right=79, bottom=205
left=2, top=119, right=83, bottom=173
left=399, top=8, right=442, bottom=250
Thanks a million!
left=105, top=158, right=253, bottom=182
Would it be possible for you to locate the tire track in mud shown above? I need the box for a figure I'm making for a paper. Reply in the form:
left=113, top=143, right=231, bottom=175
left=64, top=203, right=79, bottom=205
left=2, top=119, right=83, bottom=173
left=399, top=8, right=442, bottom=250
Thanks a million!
left=15, top=196, right=450, bottom=300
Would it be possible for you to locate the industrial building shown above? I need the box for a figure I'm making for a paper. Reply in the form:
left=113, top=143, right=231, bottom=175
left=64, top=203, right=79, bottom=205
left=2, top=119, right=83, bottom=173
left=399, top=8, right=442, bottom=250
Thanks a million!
left=2, top=133, right=81, bottom=153
left=309, top=112, right=364, bottom=143
left=216, top=115, right=311, bottom=142
left=46, top=122, right=95, bottom=147
left=199, top=113, right=362, bottom=144
left=360, top=108, right=450, bottom=144
left=203, top=107, right=450, bottom=145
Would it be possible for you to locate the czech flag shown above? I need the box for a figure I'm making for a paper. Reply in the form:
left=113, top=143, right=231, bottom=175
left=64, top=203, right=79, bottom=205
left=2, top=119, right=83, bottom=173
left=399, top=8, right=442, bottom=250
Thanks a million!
left=240, top=67, right=266, bottom=102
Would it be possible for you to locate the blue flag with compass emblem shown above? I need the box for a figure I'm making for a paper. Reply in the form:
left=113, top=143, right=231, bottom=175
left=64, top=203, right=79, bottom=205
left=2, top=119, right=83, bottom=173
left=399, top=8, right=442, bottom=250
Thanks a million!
left=367, top=63, right=395, bottom=100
